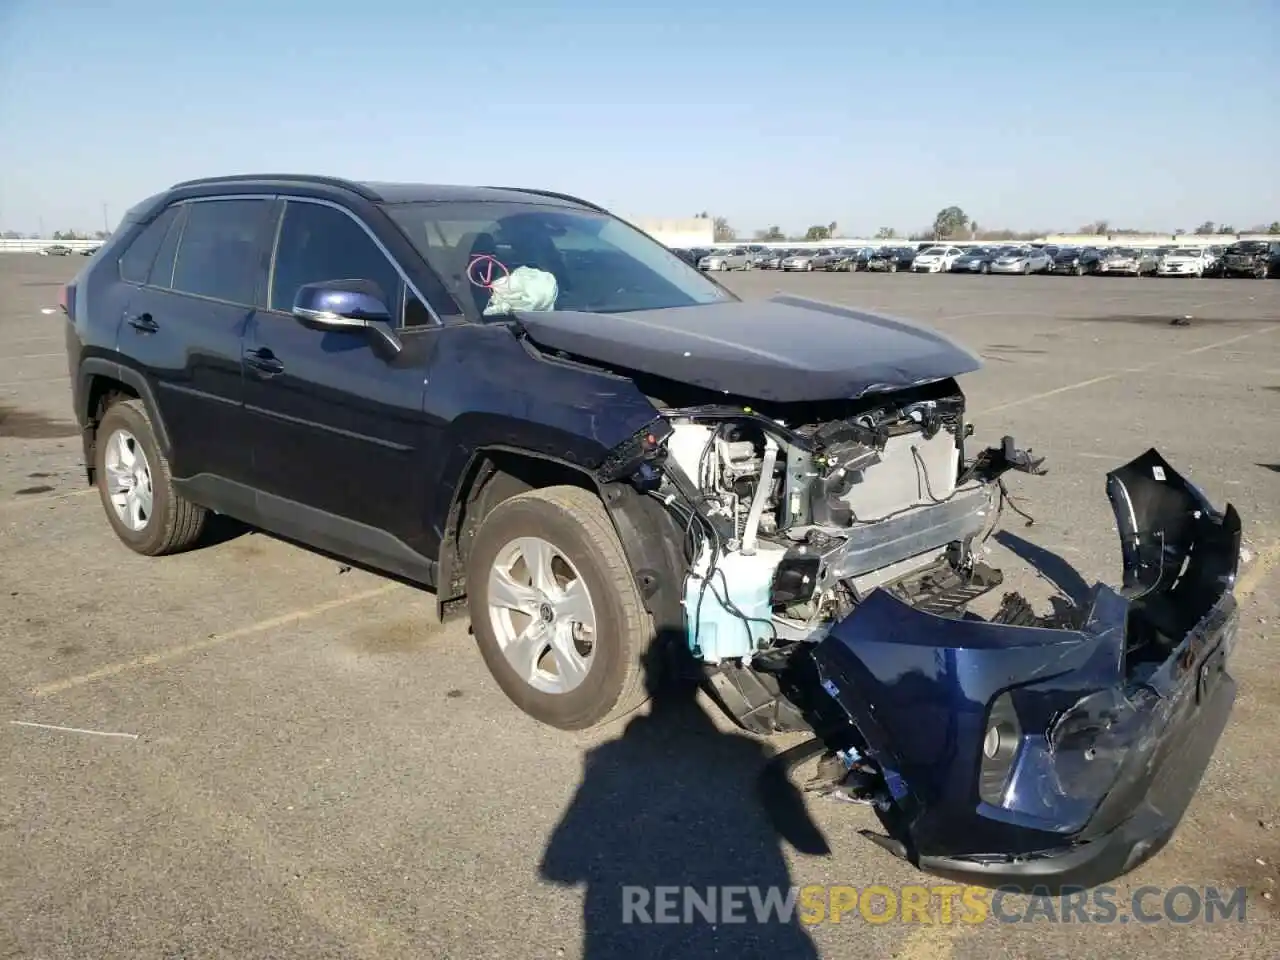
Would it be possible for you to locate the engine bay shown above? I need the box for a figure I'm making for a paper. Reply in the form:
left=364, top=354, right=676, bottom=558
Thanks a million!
left=641, top=379, right=1038, bottom=661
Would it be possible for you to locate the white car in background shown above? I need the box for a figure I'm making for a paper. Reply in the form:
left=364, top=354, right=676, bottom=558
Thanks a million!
left=991, top=247, right=1053, bottom=275
left=910, top=245, right=964, bottom=273
left=1157, top=247, right=1211, bottom=277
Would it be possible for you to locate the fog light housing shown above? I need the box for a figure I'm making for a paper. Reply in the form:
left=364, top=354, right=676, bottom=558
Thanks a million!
left=978, top=692, right=1022, bottom=805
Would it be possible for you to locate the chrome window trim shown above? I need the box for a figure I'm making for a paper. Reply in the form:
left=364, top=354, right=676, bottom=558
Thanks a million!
left=268, top=195, right=443, bottom=328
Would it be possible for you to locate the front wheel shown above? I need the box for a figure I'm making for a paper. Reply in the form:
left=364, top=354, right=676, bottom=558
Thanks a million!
left=888, top=263, right=898, bottom=273
left=467, top=486, right=654, bottom=731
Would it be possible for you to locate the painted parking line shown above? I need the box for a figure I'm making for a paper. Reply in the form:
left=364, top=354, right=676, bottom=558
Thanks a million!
left=976, top=324, right=1278, bottom=415
left=31, top=583, right=405, bottom=697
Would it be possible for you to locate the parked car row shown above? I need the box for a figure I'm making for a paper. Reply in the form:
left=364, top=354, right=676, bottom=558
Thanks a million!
left=675, top=239, right=1280, bottom=279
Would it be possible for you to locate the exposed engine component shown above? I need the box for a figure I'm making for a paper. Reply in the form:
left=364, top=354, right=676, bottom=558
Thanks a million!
left=660, top=383, right=1046, bottom=667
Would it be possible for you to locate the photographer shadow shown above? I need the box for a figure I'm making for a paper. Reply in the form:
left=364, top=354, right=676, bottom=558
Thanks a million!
left=539, top=645, right=828, bottom=959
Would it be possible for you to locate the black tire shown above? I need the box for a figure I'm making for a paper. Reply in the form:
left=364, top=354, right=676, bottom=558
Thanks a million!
left=888, top=262, right=898, bottom=273
left=980, top=262, right=990, bottom=274
left=94, top=398, right=207, bottom=556
left=467, top=485, right=654, bottom=730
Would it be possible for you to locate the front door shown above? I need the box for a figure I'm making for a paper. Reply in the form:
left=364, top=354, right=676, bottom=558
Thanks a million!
left=241, top=198, right=441, bottom=565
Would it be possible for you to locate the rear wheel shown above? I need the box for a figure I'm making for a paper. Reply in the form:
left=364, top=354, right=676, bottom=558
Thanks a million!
left=467, top=486, right=654, bottom=730
left=888, top=262, right=898, bottom=273
left=94, top=399, right=207, bottom=556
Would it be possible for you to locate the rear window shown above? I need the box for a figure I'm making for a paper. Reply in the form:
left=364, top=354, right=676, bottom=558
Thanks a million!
left=170, top=199, right=272, bottom=304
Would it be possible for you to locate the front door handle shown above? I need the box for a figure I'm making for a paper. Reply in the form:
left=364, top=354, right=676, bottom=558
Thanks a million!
left=126, top=313, right=158, bottom=334
left=244, top=348, right=284, bottom=376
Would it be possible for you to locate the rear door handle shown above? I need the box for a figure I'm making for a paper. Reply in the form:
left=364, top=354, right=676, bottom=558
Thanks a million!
left=126, top=313, right=158, bottom=334
left=244, top=347, right=284, bottom=376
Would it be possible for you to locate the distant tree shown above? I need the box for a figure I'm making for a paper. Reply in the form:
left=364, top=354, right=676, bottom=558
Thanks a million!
left=1217, top=224, right=1235, bottom=234
left=1270, top=222, right=1280, bottom=235
left=932, top=206, right=969, bottom=239
left=756, top=225, right=784, bottom=241
left=1193, top=221, right=1216, bottom=235
left=1079, top=220, right=1109, bottom=235
left=712, top=217, right=735, bottom=242
left=93, top=229, right=111, bottom=240
left=874, top=227, right=897, bottom=239
left=694, top=211, right=709, bottom=219
left=968, top=220, right=979, bottom=238
left=804, top=225, right=831, bottom=241
left=827, top=221, right=838, bottom=239
left=0, top=230, right=22, bottom=239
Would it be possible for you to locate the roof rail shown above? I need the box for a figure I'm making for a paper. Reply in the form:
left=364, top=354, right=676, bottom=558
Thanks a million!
left=168, top=173, right=380, bottom=201
left=482, top=186, right=608, bottom=214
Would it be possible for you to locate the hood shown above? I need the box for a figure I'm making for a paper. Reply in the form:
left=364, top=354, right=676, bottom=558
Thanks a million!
left=511, top=294, right=983, bottom=403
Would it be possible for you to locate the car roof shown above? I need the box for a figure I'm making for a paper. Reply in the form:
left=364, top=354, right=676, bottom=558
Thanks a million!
left=158, top=174, right=604, bottom=212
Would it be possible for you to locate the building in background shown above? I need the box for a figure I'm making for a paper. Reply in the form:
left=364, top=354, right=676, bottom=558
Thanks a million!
left=629, top=217, right=715, bottom=249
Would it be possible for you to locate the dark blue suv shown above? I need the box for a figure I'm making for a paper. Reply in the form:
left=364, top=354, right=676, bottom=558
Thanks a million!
left=62, top=174, right=1242, bottom=892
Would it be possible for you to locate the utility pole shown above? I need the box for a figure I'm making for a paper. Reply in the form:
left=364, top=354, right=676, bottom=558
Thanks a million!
left=102, top=202, right=110, bottom=235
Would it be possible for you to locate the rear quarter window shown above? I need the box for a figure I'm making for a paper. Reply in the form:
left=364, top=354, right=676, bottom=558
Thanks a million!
left=118, top=206, right=180, bottom=284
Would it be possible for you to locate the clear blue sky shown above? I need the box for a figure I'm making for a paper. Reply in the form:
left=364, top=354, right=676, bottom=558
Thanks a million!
left=1, top=0, right=1276, bottom=237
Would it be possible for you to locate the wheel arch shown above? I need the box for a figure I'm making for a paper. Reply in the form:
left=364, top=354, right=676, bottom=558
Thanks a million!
left=77, top=359, right=169, bottom=486
left=434, top=446, right=688, bottom=647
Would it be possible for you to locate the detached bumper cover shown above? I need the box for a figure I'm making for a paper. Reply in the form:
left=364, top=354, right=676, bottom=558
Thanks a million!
left=801, top=449, right=1242, bottom=891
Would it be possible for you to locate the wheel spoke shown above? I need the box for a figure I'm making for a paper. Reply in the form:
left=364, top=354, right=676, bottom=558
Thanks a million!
left=548, top=624, right=590, bottom=687
left=134, top=481, right=153, bottom=520
left=104, top=464, right=131, bottom=495
left=515, top=537, right=557, bottom=595
left=504, top=623, right=548, bottom=682
left=554, top=578, right=594, bottom=631
left=488, top=567, right=538, bottom=614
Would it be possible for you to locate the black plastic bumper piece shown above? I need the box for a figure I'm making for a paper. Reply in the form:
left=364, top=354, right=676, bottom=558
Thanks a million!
left=907, top=672, right=1237, bottom=894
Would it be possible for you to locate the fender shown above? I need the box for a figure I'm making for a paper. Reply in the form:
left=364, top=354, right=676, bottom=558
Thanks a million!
left=78, top=358, right=172, bottom=456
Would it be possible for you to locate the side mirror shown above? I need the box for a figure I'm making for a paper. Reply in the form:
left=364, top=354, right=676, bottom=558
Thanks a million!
left=291, top=280, right=401, bottom=357
left=292, top=279, right=391, bottom=328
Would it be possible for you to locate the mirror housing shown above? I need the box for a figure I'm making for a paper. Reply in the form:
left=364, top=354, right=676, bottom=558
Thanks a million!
left=291, top=280, right=401, bottom=357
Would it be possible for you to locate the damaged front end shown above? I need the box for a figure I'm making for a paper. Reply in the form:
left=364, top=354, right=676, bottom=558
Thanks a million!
left=599, top=377, right=1241, bottom=891
left=789, top=449, right=1241, bottom=891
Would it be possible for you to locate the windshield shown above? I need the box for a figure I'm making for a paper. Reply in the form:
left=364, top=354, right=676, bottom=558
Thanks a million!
left=1171, top=248, right=1202, bottom=257
left=921, top=246, right=946, bottom=255
left=1056, top=247, right=1080, bottom=256
left=1229, top=241, right=1267, bottom=253
left=1110, top=248, right=1137, bottom=257
left=387, top=201, right=736, bottom=316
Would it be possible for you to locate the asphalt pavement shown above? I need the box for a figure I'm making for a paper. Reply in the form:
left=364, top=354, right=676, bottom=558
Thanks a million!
left=1, top=255, right=1277, bottom=959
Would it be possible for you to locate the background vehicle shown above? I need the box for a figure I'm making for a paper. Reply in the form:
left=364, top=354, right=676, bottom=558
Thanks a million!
left=949, top=247, right=1000, bottom=274
left=1096, top=247, right=1157, bottom=276
left=754, top=249, right=788, bottom=269
left=990, top=247, right=1052, bottom=274
left=698, top=248, right=753, bottom=271
left=1050, top=246, right=1103, bottom=275
left=910, top=245, right=964, bottom=273
left=1221, top=239, right=1280, bottom=278
left=835, top=246, right=875, bottom=271
left=782, top=249, right=826, bottom=271
left=1156, top=247, right=1212, bottom=277
left=40, top=244, right=73, bottom=256
left=866, top=247, right=916, bottom=272
left=812, top=248, right=852, bottom=271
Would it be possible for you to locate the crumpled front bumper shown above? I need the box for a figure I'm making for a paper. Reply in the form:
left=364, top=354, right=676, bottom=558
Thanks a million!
left=798, top=449, right=1242, bottom=892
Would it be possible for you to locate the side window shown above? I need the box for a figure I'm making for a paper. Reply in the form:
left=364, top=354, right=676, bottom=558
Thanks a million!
left=269, top=201, right=404, bottom=318
left=118, top=206, right=179, bottom=284
left=171, top=199, right=271, bottom=304
left=147, top=203, right=187, bottom=288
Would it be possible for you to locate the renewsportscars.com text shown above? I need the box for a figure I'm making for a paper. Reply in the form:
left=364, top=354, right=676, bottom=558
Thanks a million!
left=621, top=884, right=1250, bottom=926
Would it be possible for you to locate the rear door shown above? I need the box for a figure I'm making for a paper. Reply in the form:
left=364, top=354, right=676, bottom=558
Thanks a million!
left=121, top=196, right=274, bottom=483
